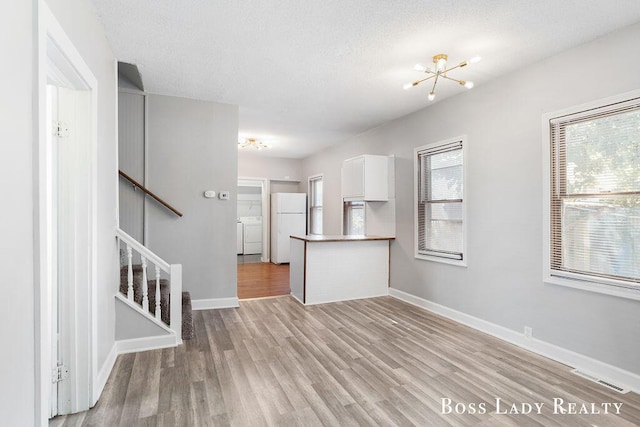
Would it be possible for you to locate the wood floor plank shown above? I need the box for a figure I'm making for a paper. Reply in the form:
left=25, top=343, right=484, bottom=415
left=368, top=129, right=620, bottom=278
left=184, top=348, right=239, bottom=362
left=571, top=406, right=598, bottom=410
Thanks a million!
left=237, top=262, right=290, bottom=299
left=53, top=296, right=640, bottom=427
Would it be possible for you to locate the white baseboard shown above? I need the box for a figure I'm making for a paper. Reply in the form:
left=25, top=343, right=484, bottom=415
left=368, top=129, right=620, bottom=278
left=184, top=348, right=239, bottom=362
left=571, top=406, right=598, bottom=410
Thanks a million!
left=192, top=297, right=239, bottom=310
left=116, top=334, right=181, bottom=354
left=92, top=342, right=117, bottom=406
left=389, top=287, right=640, bottom=394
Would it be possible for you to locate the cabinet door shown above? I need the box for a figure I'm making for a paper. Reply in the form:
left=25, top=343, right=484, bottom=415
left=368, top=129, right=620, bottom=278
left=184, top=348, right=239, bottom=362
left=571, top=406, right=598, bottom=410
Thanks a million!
left=342, top=156, right=364, bottom=199
left=362, top=155, right=388, bottom=201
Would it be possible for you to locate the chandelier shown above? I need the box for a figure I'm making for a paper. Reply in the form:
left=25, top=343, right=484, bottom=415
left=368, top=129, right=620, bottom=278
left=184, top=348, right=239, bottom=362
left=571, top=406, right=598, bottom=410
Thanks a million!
left=238, top=138, right=269, bottom=150
left=403, top=54, right=481, bottom=101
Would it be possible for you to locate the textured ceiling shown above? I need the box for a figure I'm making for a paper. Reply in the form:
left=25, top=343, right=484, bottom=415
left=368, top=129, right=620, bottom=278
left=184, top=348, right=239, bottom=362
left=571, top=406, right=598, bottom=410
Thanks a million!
left=91, top=0, right=640, bottom=158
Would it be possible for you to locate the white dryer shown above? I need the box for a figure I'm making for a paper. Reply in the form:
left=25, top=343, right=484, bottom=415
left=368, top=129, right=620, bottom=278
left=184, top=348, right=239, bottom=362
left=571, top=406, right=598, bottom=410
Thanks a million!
left=240, top=216, right=262, bottom=255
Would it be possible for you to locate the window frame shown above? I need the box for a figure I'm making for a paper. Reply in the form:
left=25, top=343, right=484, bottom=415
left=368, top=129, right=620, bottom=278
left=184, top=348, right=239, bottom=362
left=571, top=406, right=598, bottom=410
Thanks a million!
left=414, top=135, right=468, bottom=267
left=308, top=174, right=323, bottom=235
left=542, top=90, right=640, bottom=301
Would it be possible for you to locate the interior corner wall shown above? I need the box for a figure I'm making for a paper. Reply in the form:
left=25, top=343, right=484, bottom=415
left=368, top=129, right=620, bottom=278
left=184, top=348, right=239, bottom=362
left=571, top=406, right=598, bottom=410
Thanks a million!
left=238, top=151, right=303, bottom=190
left=0, top=0, right=35, bottom=423
left=45, top=0, right=120, bottom=379
left=301, top=22, right=640, bottom=376
left=114, top=299, right=171, bottom=340
left=146, top=95, right=239, bottom=301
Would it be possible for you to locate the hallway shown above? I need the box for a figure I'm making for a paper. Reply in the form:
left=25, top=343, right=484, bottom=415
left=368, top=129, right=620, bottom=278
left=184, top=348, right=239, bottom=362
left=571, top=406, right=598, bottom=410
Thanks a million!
left=237, top=262, right=290, bottom=300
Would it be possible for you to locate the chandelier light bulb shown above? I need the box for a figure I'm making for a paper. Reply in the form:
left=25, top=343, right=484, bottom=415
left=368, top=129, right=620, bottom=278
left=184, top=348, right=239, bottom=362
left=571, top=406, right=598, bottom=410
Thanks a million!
left=469, top=56, right=482, bottom=64
left=464, top=81, right=474, bottom=89
left=428, top=92, right=435, bottom=101
left=414, top=64, right=426, bottom=72
left=403, top=83, right=414, bottom=90
left=436, top=57, right=447, bottom=72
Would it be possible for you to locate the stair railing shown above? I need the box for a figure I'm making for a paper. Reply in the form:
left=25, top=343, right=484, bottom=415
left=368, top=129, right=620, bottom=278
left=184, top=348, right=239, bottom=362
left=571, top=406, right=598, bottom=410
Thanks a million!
left=118, top=170, right=183, bottom=217
left=115, top=228, right=182, bottom=338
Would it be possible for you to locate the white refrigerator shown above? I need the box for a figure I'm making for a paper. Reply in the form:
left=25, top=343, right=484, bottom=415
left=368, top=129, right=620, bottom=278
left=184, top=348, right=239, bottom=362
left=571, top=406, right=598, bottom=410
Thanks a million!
left=271, top=193, right=307, bottom=264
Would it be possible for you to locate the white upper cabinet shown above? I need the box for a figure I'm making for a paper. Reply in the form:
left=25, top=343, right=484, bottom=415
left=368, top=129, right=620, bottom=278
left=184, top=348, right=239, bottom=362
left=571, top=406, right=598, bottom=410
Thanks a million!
left=342, top=154, right=389, bottom=201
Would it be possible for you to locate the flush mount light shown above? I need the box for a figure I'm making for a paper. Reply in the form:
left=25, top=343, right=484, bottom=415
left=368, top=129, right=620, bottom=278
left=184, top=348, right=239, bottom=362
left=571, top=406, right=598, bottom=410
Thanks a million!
left=238, top=138, right=270, bottom=150
left=403, top=54, right=481, bottom=101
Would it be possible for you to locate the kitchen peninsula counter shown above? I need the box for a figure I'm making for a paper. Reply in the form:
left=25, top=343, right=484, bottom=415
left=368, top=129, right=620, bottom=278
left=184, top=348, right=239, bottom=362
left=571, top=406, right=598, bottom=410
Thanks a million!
left=289, top=235, right=394, bottom=305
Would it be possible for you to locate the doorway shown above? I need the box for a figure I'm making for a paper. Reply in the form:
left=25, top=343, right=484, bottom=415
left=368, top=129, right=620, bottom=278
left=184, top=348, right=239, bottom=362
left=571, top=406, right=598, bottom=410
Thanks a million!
left=39, top=4, right=98, bottom=421
left=237, top=178, right=268, bottom=263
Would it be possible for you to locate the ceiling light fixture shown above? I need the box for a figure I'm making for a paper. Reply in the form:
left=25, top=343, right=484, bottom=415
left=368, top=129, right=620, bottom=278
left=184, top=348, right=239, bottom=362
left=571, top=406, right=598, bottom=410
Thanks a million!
left=403, top=54, right=481, bottom=101
left=238, top=138, right=270, bottom=150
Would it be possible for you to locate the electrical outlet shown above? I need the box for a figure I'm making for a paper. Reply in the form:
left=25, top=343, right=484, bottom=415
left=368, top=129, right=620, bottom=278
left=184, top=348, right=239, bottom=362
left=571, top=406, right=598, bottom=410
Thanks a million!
left=524, top=326, right=533, bottom=339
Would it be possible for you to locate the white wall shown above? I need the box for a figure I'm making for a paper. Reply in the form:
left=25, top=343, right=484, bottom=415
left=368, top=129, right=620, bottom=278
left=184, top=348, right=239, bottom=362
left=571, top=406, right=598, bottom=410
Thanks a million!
left=238, top=151, right=302, bottom=183
left=0, top=0, right=119, bottom=422
left=0, top=1, right=35, bottom=423
left=146, top=95, right=239, bottom=302
left=301, top=23, right=640, bottom=376
left=45, top=0, right=120, bottom=380
left=238, top=151, right=303, bottom=194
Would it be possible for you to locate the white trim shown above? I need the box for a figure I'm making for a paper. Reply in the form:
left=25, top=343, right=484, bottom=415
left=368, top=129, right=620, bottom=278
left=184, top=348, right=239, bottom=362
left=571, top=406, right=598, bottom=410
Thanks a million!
left=37, top=2, right=100, bottom=423
left=192, top=297, right=240, bottom=310
left=389, top=287, right=640, bottom=394
left=541, top=89, right=640, bottom=301
left=93, top=343, right=117, bottom=406
left=299, top=292, right=389, bottom=306
left=308, top=173, right=324, bottom=235
left=290, top=294, right=305, bottom=305
left=413, top=135, right=468, bottom=267
left=544, top=274, right=640, bottom=302
left=116, top=335, right=179, bottom=354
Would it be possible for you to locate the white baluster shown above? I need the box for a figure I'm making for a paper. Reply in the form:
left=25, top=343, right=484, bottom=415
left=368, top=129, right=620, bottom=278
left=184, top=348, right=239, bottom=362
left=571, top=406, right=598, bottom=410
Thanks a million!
left=155, top=266, right=162, bottom=320
left=141, top=256, right=149, bottom=311
left=126, top=245, right=134, bottom=301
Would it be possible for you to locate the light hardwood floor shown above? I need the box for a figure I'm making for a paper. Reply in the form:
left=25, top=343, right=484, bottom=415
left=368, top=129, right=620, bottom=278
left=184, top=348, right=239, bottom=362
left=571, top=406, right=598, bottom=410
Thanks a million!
left=51, top=296, right=640, bottom=426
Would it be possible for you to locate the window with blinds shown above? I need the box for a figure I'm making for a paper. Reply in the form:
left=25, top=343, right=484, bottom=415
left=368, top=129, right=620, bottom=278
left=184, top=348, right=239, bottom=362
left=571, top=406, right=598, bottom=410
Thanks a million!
left=415, top=138, right=465, bottom=262
left=309, top=175, right=323, bottom=235
left=549, top=98, right=640, bottom=288
left=343, top=201, right=365, bottom=235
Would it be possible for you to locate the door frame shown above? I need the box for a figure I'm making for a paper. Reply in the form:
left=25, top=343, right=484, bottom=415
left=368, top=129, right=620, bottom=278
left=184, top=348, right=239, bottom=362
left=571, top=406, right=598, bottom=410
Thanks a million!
left=36, top=2, right=98, bottom=423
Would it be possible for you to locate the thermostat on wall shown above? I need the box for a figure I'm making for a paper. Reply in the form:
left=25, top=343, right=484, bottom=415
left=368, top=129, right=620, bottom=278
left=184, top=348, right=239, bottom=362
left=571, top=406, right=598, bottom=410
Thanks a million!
left=203, top=190, right=216, bottom=198
left=219, top=191, right=230, bottom=200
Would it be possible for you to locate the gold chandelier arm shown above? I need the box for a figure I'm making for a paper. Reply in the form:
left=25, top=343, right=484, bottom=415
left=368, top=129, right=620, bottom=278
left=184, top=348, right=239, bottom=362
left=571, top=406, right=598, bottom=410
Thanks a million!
left=412, top=75, right=436, bottom=86
left=430, top=73, right=440, bottom=93
left=440, top=74, right=465, bottom=85
left=443, top=61, right=468, bottom=74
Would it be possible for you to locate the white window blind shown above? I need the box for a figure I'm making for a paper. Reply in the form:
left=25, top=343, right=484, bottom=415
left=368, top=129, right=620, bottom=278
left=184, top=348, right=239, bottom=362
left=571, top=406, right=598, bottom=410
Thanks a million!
left=417, top=140, right=464, bottom=260
left=343, top=201, right=365, bottom=235
left=550, top=98, right=640, bottom=287
left=309, top=176, right=323, bottom=235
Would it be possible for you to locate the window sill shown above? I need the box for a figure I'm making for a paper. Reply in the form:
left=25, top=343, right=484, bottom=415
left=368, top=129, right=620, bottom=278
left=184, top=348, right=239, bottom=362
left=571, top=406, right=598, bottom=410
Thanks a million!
left=545, top=274, right=640, bottom=302
left=415, top=253, right=467, bottom=267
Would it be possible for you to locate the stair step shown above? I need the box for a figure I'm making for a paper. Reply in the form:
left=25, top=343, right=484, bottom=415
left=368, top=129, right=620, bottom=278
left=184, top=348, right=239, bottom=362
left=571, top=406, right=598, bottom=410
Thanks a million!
left=182, top=291, right=194, bottom=340
left=120, top=265, right=194, bottom=340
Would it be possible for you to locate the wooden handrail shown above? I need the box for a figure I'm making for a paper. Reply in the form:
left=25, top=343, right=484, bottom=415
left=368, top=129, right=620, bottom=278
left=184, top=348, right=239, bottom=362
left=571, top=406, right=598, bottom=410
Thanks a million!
left=119, top=170, right=183, bottom=217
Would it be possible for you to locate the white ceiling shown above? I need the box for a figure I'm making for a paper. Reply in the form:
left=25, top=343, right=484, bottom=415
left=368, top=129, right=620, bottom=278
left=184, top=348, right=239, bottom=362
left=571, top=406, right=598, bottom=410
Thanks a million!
left=91, top=0, right=640, bottom=159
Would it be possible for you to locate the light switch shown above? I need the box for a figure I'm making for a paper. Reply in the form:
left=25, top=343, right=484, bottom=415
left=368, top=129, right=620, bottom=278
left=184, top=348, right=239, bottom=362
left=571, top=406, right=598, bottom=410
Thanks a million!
left=219, top=191, right=230, bottom=200
left=203, top=190, right=216, bottom=198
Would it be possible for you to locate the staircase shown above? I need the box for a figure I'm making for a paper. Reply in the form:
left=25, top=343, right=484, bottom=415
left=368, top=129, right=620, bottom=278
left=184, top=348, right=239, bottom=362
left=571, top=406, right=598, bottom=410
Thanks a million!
left=119, top=265, right=194, bottom=340
left=116, top=228, right=194, bottom=342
